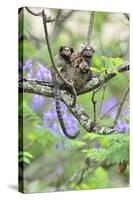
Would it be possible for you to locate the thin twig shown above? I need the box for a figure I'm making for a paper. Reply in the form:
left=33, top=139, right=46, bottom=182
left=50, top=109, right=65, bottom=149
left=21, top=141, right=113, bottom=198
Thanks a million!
left=56, top=9, right=62, bottom=20
left=25, top=7, right=42, bottom=16
left=91, top=75, right=107, bottom=125
left=97, top=99, right=128, bottom=122
left=112, top=87, right=129, bottom=128
left=76, top=165, right=89, bottom=185
left=91, top=91, right=97, bottom=124
left=98, top=82, right=107, bottom=116
left=25, top=7, right=58, bottom=23
left=76, top=158, right=100, bottom=185
left=42, top=9, right=77, bottom=106
left=24, top=136, right=41, bottom=150
left=87, top=11, right=95, bottom=45
left=61, top=10, right=74, bottom=23
left=98, top=38, right=108, bottom=116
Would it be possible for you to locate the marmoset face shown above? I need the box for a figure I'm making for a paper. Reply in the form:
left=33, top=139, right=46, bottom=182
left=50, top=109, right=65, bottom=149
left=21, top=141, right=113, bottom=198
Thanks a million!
left=60, top=46, right=74, bottom=58
left=82, top=46, right=95, bottom=58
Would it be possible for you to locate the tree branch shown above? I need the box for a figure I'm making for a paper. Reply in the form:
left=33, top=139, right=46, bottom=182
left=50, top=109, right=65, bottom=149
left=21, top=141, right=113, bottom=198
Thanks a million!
left=112, top=87, right=129, bottom=128
left=25, top=7, right=57, bottom=22
left=41, top=9, right=77, bottom=105
left=19, top=62, right=129, bottom=135
left=78, top=62, right=129, bottom=95
left=87, top=11, right=95, bottom=45
left=91, top=91, right=97, bottom=124
left=19, top=61, right=129, bottom=98
left=97, top=99, right=128, bottom=122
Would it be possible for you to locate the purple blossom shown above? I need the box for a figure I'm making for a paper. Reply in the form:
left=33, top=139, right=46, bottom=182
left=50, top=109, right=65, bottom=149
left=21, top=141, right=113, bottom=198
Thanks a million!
left=105, top=50, right=112, bottom=57
left=23, top=59, right=32, bottom=72
left=101, top=97, right=117, bottom=115
left=66, top=114, right=78, bottom=124
left=110, top=111, right=117, bottom=119
left=23, top=59, right=33, bottom=78
left=30, top=95, right=44, bottom=111
left=35, top=63, right=52, bottom=81
left=19, top=61, right=23, bottom=69
left=114, top=120, right=129, bottom=132
left=65, top=114, right=78, bottom=134
left=93, top=142, right=100, bottom=149
left=65, top=125, right=78, bottom=135
left=54, top=143, right=60, bottom=149
left=121, top=109, right=129, bottom=116
left=43, top=110, right=57, bottom=123
left=60, top=102, right=67, bottom=113
left=48, top=123, right=60, bottom=134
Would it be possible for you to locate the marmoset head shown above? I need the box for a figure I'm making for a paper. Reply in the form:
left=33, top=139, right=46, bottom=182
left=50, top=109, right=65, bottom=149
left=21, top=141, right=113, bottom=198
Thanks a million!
left=80, top=44, right=95, bottom=58
left=59, top=46, right=74, bottom=59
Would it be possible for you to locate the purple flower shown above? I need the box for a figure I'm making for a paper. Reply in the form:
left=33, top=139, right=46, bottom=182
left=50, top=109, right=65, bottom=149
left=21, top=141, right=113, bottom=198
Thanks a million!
left=54, top=143, right=60, bottom=149
left=48, top=123, right=60, bottom=134
left=114, top=120, right=129, bottom=132
left=22, top=59, right=33, bottom=78
left=23, top=59, right=32, bottom=72
left=67, top=114, right=78, bottom=124
left=65, top=125, right=78, bottom=135
left=110, top=111, right=117, bottom=119
left=106, top=50, right=112, bottom=57
left=19, top=61, right=23, bottom=69
left=101, top=97, right=117, bottom=115
left=43, top=110, right=57, bottom=123
left=30, top=95, right=44, bottom=111
left=65, top=115, right=78, bottom=134
left=121, top=109, right=129, bottom=116
left=60, top=102, right=67, bottom=113
left=93, top=142, right=100, bottom=149
left=35, top=63, right=52, bottom=81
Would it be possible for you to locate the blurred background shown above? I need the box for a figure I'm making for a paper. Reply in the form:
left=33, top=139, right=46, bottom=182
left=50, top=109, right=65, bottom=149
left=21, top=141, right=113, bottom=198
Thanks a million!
left=19, top=7, right=129, bottom=193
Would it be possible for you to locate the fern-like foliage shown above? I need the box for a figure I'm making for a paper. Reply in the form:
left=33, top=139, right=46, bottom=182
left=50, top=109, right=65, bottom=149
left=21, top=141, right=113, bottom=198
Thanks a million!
left=82, top=133, right=129, bottom=165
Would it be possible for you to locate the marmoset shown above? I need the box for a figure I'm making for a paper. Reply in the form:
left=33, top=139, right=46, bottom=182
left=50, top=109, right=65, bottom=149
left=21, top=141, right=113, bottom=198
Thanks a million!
left=54, top=45, right=74, bottom=71
left=80, top=44, right=95, bottom=66
left=53, top=45, right=95, bottom=139
left=53, top=46, right=79, bottom=139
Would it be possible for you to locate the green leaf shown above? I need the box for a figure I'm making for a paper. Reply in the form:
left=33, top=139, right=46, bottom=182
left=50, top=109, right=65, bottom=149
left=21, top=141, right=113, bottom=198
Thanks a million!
left=19, top=156, right=31, bottom=164
left=19, top=151, right=33, bottom=159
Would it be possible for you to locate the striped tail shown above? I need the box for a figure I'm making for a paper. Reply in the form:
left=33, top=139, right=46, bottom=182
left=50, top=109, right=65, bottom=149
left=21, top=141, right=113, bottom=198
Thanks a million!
left=55, top=87, right=80, bottom=139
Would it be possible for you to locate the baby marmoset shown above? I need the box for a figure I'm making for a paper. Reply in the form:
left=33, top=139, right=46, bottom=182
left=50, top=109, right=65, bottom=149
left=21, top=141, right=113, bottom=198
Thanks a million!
left=70, top=52, right=93, bottom=91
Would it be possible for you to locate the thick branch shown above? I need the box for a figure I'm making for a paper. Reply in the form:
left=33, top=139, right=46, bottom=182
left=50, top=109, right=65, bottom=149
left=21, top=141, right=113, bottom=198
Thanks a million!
left=19, top=79, right=93, bottom=132
left=19, top=61, right=129, bottom=99
left=78, top=62, right=129, bottom=95
left=19, top=62, right=129, bottom=135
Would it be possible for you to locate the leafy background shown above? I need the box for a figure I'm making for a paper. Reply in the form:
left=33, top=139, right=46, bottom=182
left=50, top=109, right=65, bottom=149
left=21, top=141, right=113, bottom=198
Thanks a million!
left=19, top=8, right=129, bottom=193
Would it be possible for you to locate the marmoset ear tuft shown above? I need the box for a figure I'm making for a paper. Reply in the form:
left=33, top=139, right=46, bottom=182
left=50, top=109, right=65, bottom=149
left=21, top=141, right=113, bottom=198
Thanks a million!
left=70, top=47, right=74, bottom=53
left=59, top=46, right=64, bottom=52
left=79, top=43, right=85, bottom=52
